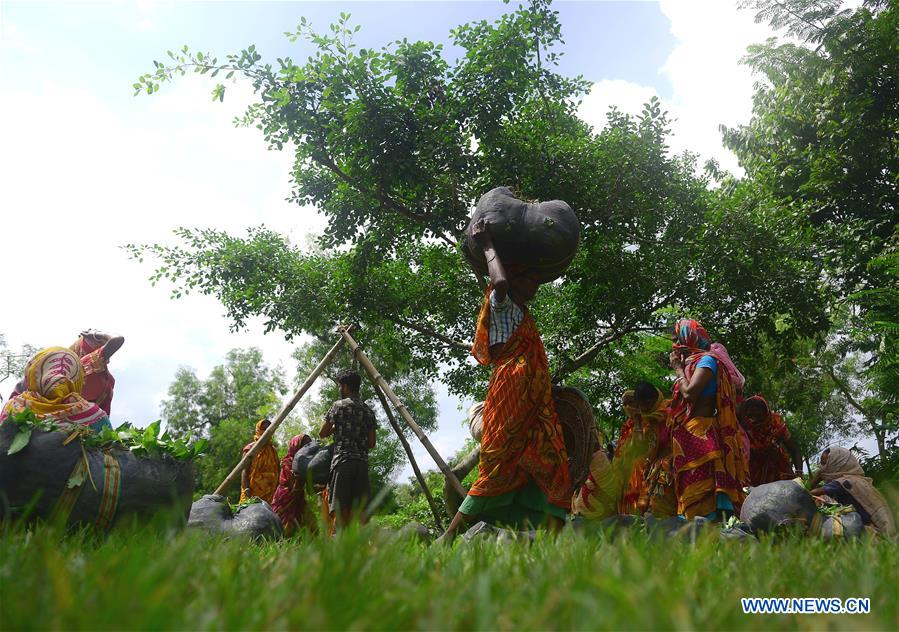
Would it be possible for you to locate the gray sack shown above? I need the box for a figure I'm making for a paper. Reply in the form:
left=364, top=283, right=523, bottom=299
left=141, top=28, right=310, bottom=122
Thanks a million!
left=739, top=480, right=817, bottom=533
left=0, top=422, right=194, bottom=527
left=187, top=494, right=283, bottom=539
left=291, top=440, right=333, bottom=486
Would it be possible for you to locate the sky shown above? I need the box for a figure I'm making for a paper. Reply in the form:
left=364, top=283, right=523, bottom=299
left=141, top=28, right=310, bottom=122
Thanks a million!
left=0, top=0, right=795, bottom=481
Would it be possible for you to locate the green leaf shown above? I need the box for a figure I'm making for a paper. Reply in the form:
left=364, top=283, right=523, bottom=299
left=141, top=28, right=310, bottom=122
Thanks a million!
left=66, top=464, right=86, bottom=489
left=7, top=427, right=32, bottom=455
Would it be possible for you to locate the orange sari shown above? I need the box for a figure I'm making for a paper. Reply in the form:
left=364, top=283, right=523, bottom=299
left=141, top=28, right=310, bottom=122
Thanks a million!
left=239, top=420, right=280, bottom=504
left=469, top=288, right=572, bottom=510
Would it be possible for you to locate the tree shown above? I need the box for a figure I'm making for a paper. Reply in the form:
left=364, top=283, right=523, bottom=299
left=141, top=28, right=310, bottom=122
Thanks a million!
left=160, top=347, right=288, bottom=496
left=128, top=0, right=828, bottom=416
left=722, top=0, right=899, bottom=459
left=725, top=0, right=898, bottom=296
left=0, top=335, right=36, bottom=401
left=162, top=347, right=287, bottom=439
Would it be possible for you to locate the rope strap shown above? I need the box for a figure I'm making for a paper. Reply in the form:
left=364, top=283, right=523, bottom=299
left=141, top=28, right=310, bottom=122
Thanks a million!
left=50, top=439, right=121, bottom=531
left=95, top=451, right=121, bottom=531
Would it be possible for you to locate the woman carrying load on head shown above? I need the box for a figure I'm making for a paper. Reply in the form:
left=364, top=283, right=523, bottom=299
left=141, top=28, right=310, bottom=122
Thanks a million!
left=668, top=319, right=749, bottom=520
left=437, top=219, right=572, bottom=543
left=239, top=419, right=280, bottom=504
left=810, top=446, right=896, bottom=537
left=738, top=395, right=802, bottom=486
left=270, top=433, right=313, bottom=535
left=0, top=347, right=112, bottom=432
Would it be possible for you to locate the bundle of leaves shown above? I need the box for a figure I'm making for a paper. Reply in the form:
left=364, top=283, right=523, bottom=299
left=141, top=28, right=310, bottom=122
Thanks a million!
left=5, top=409, right=207, bottom=461
left=817, top=503, right=857, bottom=518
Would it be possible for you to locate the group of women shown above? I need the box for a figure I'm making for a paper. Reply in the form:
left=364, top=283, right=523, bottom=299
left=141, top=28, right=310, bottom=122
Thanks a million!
left=435, top=226, right=895, bottom=541
left=236, top=422, right=317, bottom=536
left=2, top=278, right=894, bottom=540
left=614, top=321, right=892, bottom=535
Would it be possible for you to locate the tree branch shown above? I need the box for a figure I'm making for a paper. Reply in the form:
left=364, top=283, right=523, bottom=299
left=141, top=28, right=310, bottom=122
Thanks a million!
left=314, top=153, right=457, bottom=245
left=821, top=365, right=872, bottom=419
left=552, top=324, right=663, bottom=383
left=386, top=315, right=472, bottom=352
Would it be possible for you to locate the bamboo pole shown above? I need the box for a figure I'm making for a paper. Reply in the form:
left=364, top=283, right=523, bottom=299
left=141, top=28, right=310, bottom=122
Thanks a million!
left=339, top=327, right=467, bottom=498
left=213, top=332, right=348, bottom=496
left=371, top=381, right=445, bottom=530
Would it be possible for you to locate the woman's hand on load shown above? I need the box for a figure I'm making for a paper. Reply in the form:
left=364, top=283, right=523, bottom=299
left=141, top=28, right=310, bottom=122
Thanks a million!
left=472, top=218, right=492, bottom=246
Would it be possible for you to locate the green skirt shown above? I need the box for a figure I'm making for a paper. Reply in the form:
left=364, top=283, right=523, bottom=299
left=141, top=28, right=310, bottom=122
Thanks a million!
left=459, top=478, right=567, bottom=528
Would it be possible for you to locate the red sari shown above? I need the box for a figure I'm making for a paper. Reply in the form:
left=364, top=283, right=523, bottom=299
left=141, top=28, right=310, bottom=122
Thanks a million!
left=469, top=288, right=571, bottom=510
left=71, top=337, right=116, bottom=416
left=271, top=434, right=312, bottom=534
left=669, top=359, right=749, bottom=518
left=744, top=396, right=794, bottom=485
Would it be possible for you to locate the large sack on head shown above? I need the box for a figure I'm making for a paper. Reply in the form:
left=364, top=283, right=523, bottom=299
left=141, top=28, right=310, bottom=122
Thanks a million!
left=0, top=422, right=194, bottom=528
left=462, top=187, right=581, bottom=283
left=739, top=480, right=817, bottom=532
left=291, top=440, right=334, bottom=486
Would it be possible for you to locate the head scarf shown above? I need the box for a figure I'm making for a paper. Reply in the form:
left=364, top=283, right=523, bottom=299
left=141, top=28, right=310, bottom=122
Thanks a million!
left=819, top=446, right=896, bottom=537
left=819, top=446, right=868, bottom=483
left=709, top=342, right=745, bottom=392
left=673, top=318, right=711, bottom=354
left=743, top=395, right=770, bottom=420
left=0, top=347, right=107, bottom=428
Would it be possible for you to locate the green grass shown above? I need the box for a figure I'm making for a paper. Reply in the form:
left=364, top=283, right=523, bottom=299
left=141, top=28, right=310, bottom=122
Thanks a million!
left=1, top=519, right=896, bottom=631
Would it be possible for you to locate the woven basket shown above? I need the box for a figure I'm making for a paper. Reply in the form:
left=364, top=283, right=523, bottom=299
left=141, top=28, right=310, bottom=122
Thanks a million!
left=552, top=386, right=598, bottom=490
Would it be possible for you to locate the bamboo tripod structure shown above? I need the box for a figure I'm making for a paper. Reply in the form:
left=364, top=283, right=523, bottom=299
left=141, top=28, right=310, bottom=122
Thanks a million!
left=215, top=326, right=465, bottom=522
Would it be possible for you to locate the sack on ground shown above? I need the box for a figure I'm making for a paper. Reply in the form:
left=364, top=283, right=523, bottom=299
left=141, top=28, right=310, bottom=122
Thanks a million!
left=187, top=494, right=283, bottom=539
left=739, top=480, right=817, bottom=532
left=817, top=511, right=864, bottom=540
left=0, top=422, right=194, bottom=528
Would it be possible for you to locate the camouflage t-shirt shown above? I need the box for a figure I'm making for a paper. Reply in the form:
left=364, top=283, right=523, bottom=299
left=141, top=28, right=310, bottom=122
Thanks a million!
left=326, top=396, right=377, bottom=467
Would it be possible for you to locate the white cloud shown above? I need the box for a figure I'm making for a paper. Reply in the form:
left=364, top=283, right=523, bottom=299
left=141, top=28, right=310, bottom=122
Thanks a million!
left=0, top=21, right=42, bottom=61
left=578, top=1, right=776, bottom=174
left=578, top=79, right=659, bottom=129
left=0, top=75, right=324, bottom=427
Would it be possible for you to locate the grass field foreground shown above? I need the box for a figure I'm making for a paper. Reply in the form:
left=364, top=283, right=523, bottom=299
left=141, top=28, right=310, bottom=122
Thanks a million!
left=0, top=520, right=896, bottom=631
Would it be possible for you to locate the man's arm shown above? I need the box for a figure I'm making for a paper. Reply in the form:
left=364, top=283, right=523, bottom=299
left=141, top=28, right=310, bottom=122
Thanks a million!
left=367, top=429, right=376, bottom=450
left=784, top=435, right=802, bottom=473
left=319, top=420, right=334, bottom=438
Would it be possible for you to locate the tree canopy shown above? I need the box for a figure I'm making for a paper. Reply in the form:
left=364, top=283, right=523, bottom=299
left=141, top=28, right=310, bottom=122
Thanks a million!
left=129, top=0, right=828, bottom=423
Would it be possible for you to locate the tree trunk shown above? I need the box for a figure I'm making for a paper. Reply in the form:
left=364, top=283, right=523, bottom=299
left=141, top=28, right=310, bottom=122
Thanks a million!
left=873, top=420, right=887, bottom=461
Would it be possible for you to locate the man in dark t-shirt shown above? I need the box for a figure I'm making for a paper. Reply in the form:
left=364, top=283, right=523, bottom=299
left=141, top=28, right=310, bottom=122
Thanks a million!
left=319, top=370, right=377, bottom=527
